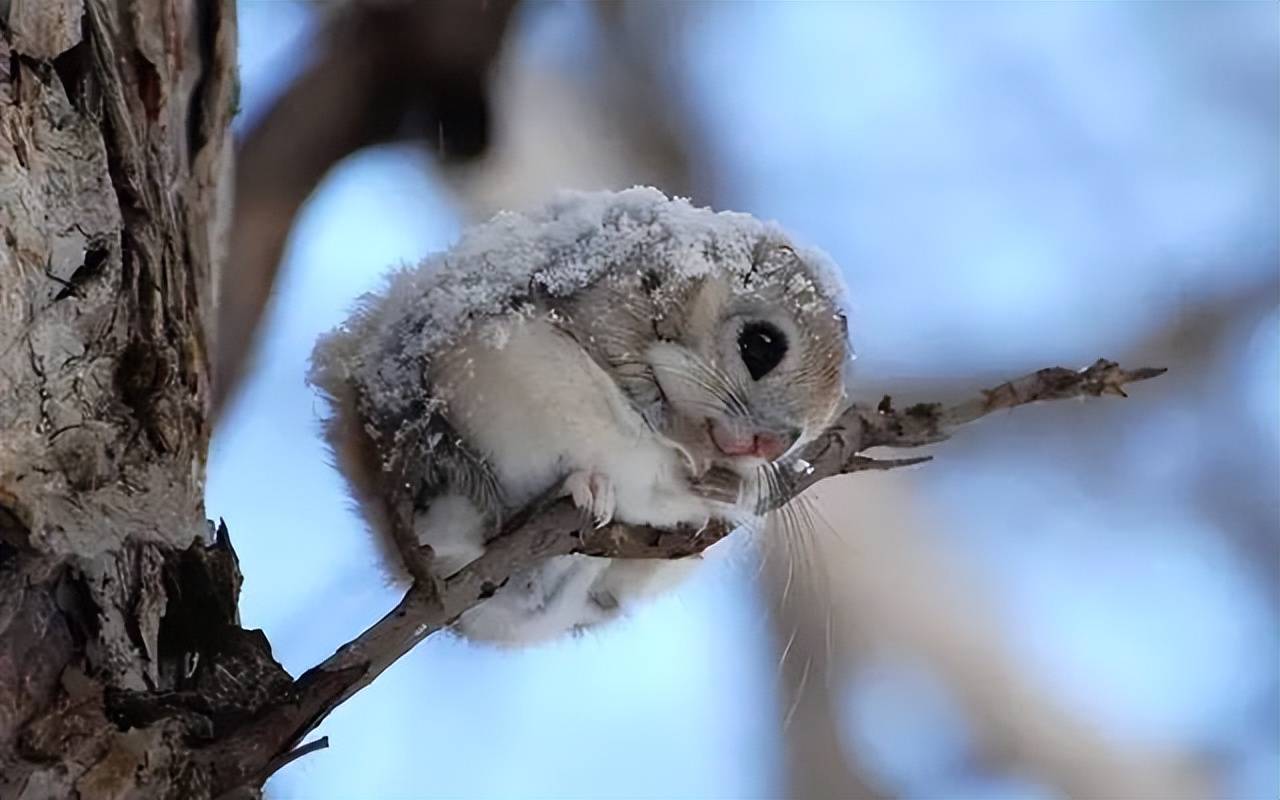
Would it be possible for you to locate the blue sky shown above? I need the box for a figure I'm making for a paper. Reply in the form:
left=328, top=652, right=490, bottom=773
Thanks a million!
left=213, top=3, right=1278, bottom=797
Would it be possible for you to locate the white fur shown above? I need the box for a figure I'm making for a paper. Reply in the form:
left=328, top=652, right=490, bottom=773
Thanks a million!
left=421, top=316, right=713, bottom=646
left=413, top=494, right=486, bottom=576
left=454, top=555, right=614, bottom=644
left=309, top=190, right=851, bottom=648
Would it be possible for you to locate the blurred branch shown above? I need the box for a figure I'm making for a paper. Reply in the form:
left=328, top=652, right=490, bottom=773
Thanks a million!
left=1129, top=275, right=1280, bottom=599
left=438, top=2, right=696, bottom=219
left=212, top=0, right=518, bottom=420
left=760, top=516, right=893, bottom=800
left=198, top=358, right=1162, bottom=792
left=800, top=476, right=1211, bottom=800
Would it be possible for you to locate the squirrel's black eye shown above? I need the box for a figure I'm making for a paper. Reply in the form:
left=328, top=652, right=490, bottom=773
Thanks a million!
left=738, top=321, right=788, bottom=380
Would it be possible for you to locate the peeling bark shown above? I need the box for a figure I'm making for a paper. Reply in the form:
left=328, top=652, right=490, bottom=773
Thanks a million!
left=0, top=1, right=242, bottom=796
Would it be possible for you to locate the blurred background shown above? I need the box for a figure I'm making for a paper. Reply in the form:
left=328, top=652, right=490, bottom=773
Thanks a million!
left=210, top=2, right=1278, bottom=798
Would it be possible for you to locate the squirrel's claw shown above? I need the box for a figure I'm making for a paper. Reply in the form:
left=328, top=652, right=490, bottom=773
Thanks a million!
left=564, top=470, right=616, bottom=528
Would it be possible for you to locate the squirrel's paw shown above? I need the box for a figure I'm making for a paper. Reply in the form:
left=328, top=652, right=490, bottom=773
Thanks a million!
left=564, top=470, right=616, bottom=528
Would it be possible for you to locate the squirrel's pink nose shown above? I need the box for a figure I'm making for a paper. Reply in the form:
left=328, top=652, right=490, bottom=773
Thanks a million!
left=711, top=423, right=799, bottom=462
left=751, top=432, right=792, bottom=461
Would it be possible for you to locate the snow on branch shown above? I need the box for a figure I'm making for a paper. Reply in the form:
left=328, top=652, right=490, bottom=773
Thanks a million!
left=208, top=357, right=1165, bottom=784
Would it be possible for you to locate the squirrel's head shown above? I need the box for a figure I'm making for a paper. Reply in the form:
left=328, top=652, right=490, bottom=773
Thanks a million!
left=643, top=239, right=850, bottom=479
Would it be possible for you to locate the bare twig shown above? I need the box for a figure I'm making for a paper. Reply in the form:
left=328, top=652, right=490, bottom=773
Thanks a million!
left=202, top=357, right=1163, bottom=793
left=768, top=357, right=1166, bottom=502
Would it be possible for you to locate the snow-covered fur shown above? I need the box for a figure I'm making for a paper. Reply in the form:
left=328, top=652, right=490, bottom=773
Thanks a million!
left=309, top=187, right=851, bottom=646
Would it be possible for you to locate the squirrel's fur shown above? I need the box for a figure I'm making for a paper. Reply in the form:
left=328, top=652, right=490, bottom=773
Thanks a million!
left=310, top=188, right=850, bottom=646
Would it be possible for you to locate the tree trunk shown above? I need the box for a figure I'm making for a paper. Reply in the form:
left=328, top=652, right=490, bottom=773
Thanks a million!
left=0, top=1, right=245, bottom=795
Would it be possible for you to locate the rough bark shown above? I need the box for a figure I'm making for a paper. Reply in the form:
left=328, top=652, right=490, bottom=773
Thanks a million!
left=0, top=0, right=239, bottom=795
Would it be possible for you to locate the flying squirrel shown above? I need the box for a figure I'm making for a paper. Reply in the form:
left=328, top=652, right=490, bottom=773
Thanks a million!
left=309, top=187, right=852, bottom=646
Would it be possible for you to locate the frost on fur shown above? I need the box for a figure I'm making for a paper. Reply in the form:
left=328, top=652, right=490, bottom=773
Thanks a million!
left=307, top=186, right=846, bottom=432
left=307, top=187, right=853, bottom=644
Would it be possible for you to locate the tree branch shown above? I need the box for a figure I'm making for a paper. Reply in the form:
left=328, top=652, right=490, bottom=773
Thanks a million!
left=789, top=358, right=1167, bottom=498
left=202, top=356, right=1164, bottom=793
